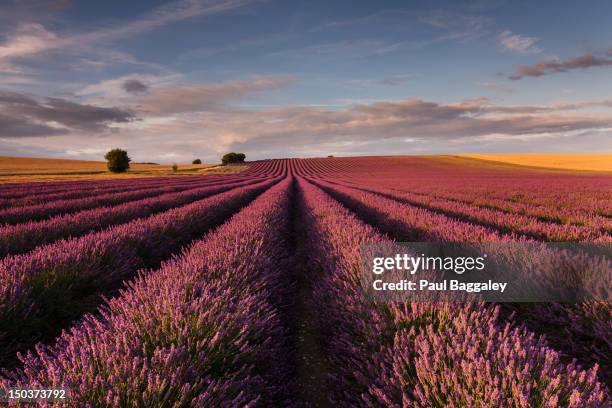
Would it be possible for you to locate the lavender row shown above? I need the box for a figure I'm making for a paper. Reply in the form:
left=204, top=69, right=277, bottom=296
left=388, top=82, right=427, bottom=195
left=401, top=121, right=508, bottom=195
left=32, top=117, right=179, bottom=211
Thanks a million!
left=0, top=173, right=273, bottom=225
left=293, top=157, right=612, bottom=217
left=0, top=177, right=279, bottom=366
left=0, top=173, right=226, bottom=198
left=0, top=173, right=232, bottom=210
left=2, top=177, right=294, bottom=406
left=0, top=177, right=267, bottom=258
left=394, top=181, right=612, bottom=216
left=325, top=178, right=611, bottom=241
left=308, top=178, right=510, bottom=242
left=328, top=173, right=612, bottom=218
left=297, top=177, right=608, bottom=406
left=405, top=185, right=611, bottom=230
left=0, top=159, right=270, bottom=198
left=0, top=164, right=280, bottom=207
left=310, top=177, right=612, bottom=385
left=327, top=175, right=612, bottom=232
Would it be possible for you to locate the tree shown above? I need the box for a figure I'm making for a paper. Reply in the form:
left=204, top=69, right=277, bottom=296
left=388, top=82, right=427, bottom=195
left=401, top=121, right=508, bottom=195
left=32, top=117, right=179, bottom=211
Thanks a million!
left=221, top=152, right=246, bottom=165
left=192, top=159, right=202, bottom=164
left=172, top=163, right=178, bottom=172
left=104, top=148, right=131, bottom=173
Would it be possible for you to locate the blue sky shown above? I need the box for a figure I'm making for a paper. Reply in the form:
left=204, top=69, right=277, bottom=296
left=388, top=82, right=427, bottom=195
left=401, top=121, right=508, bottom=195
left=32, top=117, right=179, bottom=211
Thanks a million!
left=1, top=0, right=611, bottom=162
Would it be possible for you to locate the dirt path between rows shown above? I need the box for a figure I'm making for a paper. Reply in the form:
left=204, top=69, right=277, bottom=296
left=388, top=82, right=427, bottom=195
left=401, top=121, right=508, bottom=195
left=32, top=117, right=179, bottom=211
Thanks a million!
left=287, top=179, right=332, bottom=407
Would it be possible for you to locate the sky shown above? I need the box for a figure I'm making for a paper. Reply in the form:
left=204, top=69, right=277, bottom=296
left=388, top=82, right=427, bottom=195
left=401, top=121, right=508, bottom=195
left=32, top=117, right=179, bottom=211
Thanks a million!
left=1, top=0, right=611, bottom=163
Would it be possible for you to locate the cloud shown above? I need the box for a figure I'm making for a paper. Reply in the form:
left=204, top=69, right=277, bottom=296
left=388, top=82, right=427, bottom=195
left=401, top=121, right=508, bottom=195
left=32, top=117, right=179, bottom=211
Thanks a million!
left=0, top=0, right=259, bottom=70
left=0, top=23, right=59, bottom=60
left=497, top=30, right=542, bottom=54
left=0, top=76, right=295, bottom=138
left=0, top=1, right=70, bottom=26
left=418, top=10, right=492, bottom=43
left=32, top=98, right=134, bottom=131
left=130, top=75, right=297, bottom=115
left=474, top=99, right=612, bottom=113
left=77, top=74, right=180, bottom=101
left=19, top=94, right=610, bottom=162
left=477, top=82, right=512, bottom=93
left=270, top=40, right=406, bottom=60
left=112, top=97, right=612, bottom=159
left=71, top=0, right=258, bottom=46
left=122, top=79, right=149, bottom=94
left=4, top=73, right=612, bottom=159
left=0, top=90, right=135, bottom=137
left=0, top=112, right=67, bottom=137
left=343, top=75, right=413, bottom=89
left=507, top=49, right=612, bottom=79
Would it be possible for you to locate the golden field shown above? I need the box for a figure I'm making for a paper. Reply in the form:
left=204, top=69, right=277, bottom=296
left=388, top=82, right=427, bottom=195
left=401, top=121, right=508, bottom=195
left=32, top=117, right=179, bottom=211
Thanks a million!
left=453, top=153, right=612, bottom=172
left=0, top=156, right=246, bottom=183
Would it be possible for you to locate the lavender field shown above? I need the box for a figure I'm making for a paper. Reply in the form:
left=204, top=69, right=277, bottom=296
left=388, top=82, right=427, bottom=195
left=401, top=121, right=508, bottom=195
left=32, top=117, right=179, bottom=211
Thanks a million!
left=0, top=156, right=610, bottom=407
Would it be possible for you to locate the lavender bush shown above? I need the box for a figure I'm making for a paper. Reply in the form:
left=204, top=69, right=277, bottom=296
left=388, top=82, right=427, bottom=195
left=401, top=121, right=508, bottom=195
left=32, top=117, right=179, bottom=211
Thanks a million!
left=297, top=177, right=608, bottom=406
left=0, top=177, right=266, bottom=257
left=0, top=178, right=280, bottom=366
left=1, top=178, right=294, bottom=406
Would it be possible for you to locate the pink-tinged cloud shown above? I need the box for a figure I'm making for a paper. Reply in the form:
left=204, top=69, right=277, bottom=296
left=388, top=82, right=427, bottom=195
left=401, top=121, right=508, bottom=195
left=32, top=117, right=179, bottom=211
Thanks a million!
left=0, top=23, right=58, bottom=60
left=508, top=49, right=612, bottom=79
left=497, top=30, right=542, bottom=54
left=130, top=75, right=297, bottom=115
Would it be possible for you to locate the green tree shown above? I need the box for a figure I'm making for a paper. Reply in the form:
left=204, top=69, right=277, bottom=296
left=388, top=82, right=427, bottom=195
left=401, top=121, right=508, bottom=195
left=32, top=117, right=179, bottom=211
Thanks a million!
left=104, top=148, right=131, bottom=173
left=221, top=152, right=246, bottom=164
left=172, top=163, right=178, bottom=172
left=192, top=159, right=202, bottom=164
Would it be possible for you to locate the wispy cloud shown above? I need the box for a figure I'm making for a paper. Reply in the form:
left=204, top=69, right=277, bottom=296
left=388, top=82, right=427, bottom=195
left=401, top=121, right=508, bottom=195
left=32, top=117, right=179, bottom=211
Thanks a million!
left=478, top=82, right=512, bottom=93
left=0, top=23, right=59, bottom=60
left=343, top=75, right=413, bottom=88
left=507, top=48, right=612, bottom=79
left=0, top=0, right=259, bottom=72
left=418, top=10, right=492, bottom=43
left=497, top=30, right=542, bottom=54
left=270, top=39, right=406, bottom=60
left=308, top=9, right=414, bottom=32
left=451, top=97, right=612, bottom=114
left=71, top=0, right=259, bottom=45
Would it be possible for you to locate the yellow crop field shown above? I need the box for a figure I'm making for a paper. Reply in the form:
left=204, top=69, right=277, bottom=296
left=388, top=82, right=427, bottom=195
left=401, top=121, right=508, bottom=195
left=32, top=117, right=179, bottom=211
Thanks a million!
left=454, top=154, right=612, bottom=172
left=0, top=156, right=244, bottom=183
